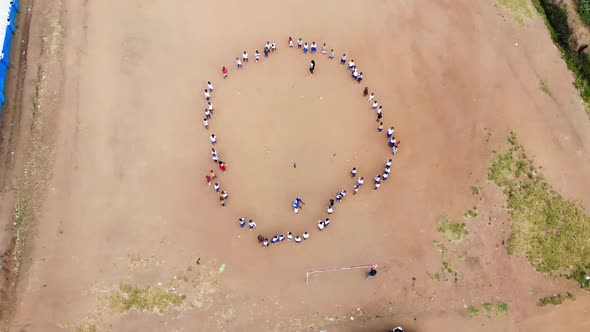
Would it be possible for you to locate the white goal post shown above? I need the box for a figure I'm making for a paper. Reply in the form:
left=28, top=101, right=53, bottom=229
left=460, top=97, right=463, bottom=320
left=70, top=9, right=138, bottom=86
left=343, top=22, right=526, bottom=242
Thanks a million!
left=305, top=264, right=378, bottom=285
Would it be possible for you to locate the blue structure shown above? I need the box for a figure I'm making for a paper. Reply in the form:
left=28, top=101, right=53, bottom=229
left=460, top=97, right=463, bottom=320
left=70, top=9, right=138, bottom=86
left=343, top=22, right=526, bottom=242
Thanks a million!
left=0, top=0, right=20, bottom=120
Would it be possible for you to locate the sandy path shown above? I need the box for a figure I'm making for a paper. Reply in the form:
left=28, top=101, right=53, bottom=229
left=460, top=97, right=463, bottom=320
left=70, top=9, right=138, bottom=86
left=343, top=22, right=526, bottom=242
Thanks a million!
left=5, top=0, right=590, bottom=331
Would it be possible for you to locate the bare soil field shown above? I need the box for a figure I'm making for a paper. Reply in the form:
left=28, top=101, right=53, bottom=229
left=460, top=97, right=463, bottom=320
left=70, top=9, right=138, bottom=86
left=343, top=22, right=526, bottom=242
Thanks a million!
left=1, top=0, right=590, bottom=331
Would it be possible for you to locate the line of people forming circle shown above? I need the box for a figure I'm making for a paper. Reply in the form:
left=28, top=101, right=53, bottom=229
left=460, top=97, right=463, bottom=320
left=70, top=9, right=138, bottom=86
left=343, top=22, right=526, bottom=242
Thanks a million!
left=201, top=37, right=401, bottom=248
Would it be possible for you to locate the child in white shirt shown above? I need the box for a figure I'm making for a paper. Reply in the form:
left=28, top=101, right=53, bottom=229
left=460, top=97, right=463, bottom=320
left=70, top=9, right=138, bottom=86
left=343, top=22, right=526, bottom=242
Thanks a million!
left=318, top=220, right=325, bottom=230
left=348, top=60, right=355, bottom=70
left=387, top=127, right=395, bottom=138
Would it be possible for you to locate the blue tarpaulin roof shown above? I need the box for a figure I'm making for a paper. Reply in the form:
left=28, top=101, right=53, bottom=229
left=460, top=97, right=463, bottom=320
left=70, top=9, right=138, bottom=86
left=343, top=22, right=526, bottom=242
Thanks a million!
left=0, top=0, right=20, bottom=120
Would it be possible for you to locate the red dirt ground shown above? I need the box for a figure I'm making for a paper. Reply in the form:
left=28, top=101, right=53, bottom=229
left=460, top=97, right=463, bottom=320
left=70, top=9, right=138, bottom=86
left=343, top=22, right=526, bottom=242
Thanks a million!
left=2, top=0, right=590, bottom=331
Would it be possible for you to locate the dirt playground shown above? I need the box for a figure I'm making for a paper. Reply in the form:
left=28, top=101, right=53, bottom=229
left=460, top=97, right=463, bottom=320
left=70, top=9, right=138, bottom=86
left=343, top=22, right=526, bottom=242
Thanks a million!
left=0, top=0, right=590, bottom=331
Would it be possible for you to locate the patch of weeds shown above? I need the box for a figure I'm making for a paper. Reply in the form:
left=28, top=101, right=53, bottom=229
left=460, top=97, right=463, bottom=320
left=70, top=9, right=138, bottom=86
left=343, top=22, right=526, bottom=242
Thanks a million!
left=438, top=216, right=468, bottom=243
left=577, top=0, right=590, bottom=27
left=128, top=254, right=157, bottom=270
left=108, top=283, right=186, bottom=314
left=537, top=294, right=564, bottom=307
left=75, top=325, right=97, bottom=332
left=442, top=261, right=454, bottom=274
left=568, top=266, right=590, bottom=290
left=496, top=302, right=509, bottom=314
left=13, top=195, right=35, bottom=270
left=433, top=241, right=455, bottom=275
left=471, top=185, right=481, bottom=195
left=431, top=272, right=441, bottom=281
left=536, top=292, right=577, bottom=306
left=482, top=302, right=508, bottom=315
left=467, top=306, right=479, bottom=317
left=497, top=0, right=533, bottom=25
left=465, top=207, right=478, bottom=218
left=539, top=80, right=552, bottom=95
left=433, top=240, right=448, bottom=256
left=488, top=133, right=590, bottom=289
left=534, top=0, right=590, bottom=117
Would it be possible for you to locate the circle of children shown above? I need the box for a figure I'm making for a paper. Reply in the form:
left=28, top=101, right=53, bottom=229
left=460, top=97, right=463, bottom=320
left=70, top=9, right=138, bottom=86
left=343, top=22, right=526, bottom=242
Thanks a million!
left=203, top=37, right=401, bottom=248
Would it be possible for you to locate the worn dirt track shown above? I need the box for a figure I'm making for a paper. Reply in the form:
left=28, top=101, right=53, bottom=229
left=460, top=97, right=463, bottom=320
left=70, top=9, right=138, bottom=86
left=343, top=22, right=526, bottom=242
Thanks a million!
left=3, top=0, right=590, bottom=331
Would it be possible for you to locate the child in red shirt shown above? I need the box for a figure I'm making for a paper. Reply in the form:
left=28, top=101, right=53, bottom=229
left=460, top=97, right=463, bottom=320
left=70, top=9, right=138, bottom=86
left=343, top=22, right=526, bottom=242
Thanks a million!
left=218, top=161, right=227, bottom=172
left=206, top=175, right=212, bottom=186
left=222, top=66, right=228, bottom=79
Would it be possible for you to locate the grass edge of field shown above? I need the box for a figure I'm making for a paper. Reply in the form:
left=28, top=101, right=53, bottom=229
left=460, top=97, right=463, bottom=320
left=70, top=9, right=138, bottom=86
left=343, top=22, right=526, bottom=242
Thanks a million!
left=488, top=132, right=590, bottom=289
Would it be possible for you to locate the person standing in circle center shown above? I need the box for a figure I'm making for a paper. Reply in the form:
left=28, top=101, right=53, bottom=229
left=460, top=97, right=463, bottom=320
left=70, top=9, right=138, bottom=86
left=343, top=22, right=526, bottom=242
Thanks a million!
left=309, top=60, right=316, bottom=75
left=293, top=197, right=305, bottom=213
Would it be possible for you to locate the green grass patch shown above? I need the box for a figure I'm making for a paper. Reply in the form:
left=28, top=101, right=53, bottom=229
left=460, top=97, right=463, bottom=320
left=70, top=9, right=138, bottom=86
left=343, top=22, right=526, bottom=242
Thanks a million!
left=482, top=302, right=509, bottom=315
left=537, top=292, right=576, bottom=306
left=498, top=0, right=533, bottom=25
left=438, top=216, right=469, bottom=243
left=567, top=291, right=576, bottom=300
left=471, top=185, right=481, bottom=195
left=433, top=240, right=448, bottom=256
left=534, top=0, right=590, bottom=117
left=537, top=293, right=564, bottom=307
left=108, top=283, right=186, bottom=314
left=539, top=80, right=552, bottom=95
left=467, top=306, right=480, bottom=317
left=433, top=241, right=454, bottom=274
left=75, top=325, right=96, bottom=332
left=577, top=0, right=590, bottom=26
left=489, top=133, right=590, bottom=289
left=465, top=207, right=478, bottom=218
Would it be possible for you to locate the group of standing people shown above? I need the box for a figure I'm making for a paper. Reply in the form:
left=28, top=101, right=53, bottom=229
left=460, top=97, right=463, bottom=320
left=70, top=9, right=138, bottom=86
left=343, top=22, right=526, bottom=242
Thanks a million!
left=202, top=81, right=235, bottom=208
left=204, top=36, right=401, bottom=251
left=221, top=40, right=279, bottom=79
